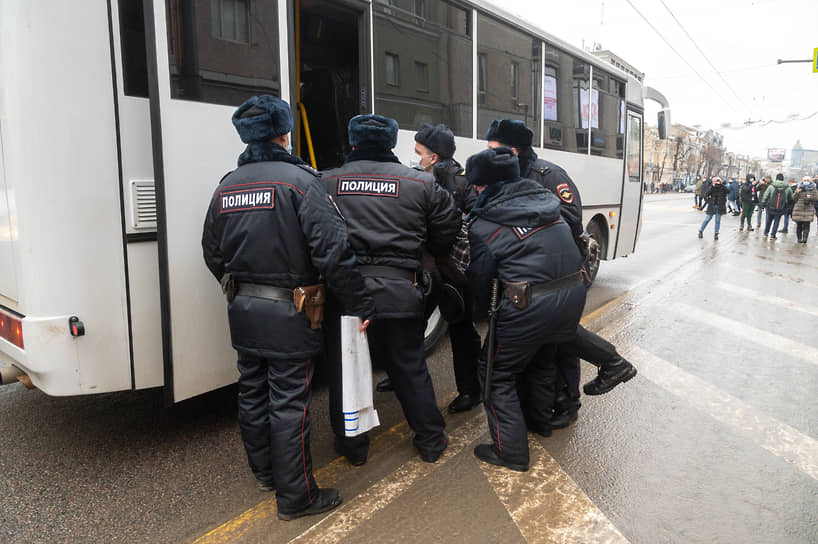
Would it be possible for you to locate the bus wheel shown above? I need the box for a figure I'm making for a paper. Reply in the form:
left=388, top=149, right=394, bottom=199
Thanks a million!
left=585, top=221, right=605, bottom=286
left=424, top=306, right=448, bottom=355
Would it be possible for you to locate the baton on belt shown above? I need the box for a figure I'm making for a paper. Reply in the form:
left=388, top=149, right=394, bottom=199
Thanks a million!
left=483, top=278, right=500, bottom=404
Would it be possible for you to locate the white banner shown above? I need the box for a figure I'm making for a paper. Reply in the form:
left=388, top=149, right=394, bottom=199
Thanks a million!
left=543, top=75, right=557, bottom=121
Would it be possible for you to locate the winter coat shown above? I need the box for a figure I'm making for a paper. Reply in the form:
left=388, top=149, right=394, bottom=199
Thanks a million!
left=694, top=178, right=704, bottom=195
left=792, top=182, right=818, bottom=222
left=202, top=144, right=374, bottom=358
left=467, top=179, right=586, bottom=345
left=703, top=182, right=728, bottom=215
left=727, top=181, right=739, bottom=201
left=323, top=150, right=460, bottom=318
left=518, top=148, right=583, bottom=240
left=739, top=181, right=754, bottom=204
left=761, top=180, right=794, bottom=216
left=432, top=158, right=477, bottom=214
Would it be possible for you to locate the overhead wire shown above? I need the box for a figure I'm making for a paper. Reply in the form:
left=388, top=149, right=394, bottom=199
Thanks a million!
left=658, top=0, right=748, bottom=110
left=622, top=0, right=737, bottom=112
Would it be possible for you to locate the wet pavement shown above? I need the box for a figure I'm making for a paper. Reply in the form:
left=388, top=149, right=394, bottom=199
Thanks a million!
left=1, top=194, right=817, bottom=543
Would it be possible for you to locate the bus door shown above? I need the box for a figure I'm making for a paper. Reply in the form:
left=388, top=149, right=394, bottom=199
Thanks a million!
left=618, top=111, right=643, bottom=254
left=145, top=0, right=287, bottom=402
left=296, top=0, right=371, bottom=170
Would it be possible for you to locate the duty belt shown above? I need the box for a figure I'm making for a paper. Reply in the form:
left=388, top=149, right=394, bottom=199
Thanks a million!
left=530, top=271, right=584, bottom=297
left=358, top=265, right=415, bottom=283
left=236, top=283, right=293, bottom=303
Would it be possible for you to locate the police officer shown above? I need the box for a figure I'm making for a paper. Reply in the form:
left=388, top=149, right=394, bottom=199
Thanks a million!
left=465, top=147, right=587, bottom=471
left=484, top=119, right=637, bottom=431
left=323, top=114, right=460, bottom=465
left=202, top=96, right=375, bottom=520
left=377, top=124, right=481, bottom=412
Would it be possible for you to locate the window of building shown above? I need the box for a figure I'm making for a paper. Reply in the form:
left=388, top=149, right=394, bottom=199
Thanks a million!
left=211, top=0, right=251, bottom=43
left=373, top=1, right=473, bottom=137
left=542, top=44, right=586, bottom=154
left=415, top=61, right=429, bottom=92
left=385, top=53, right=400, bottom=86
left=477, top=14, right=541, bottom=143
left=166, top=0, right=280, bottom=106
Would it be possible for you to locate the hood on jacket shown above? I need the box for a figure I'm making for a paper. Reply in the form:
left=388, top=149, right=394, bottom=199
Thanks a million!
left=771, top=179, right=789, bottom=190
left=471, top=179, right=561, bottom=228
left=798, top=181, right=817, bottom=191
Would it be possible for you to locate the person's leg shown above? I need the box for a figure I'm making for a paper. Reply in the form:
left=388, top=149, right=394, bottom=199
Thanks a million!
left=448, top=292, right=482, bottom=411
left=699, top=213, right=713, bottom=233
left=770, top=214, right=782, bottom=237
left=476, top=341, right=539, bottom=468
left=267, top=356, right=320, bottom=515
left=324, top=303, right=370, bottom=464
left=714, top=211, right=721, bottom=235
left=805, top=221, right=811, bottom=242
left=372, top=318, right=447, bottom=459
left=781, top=212, right=789, bottom=233
left=755, top=205, right=762, bottom=227
left=764, top=212, right=774, bottom=235
left=521, top=344, right=560, bottom=433
left=237, top=353, right=274, bottom=487
left=561, top=325, right=637, bottom=395
left=742, top=203, right=755, bottom=230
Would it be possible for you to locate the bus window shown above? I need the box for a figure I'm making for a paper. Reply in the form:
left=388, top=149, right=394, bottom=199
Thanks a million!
left=118, top=0, right=149, bottom=97
left=591, top=70, right=623, bottom=159
left=543, top=45, right=586, bottom=154
left=627, top=114, right=642, bottom=183
left=372, top=0, right=473, bottom=138
left=165, top=0, right=280, bottom=106
left=476, top=14, right=541, bottom=144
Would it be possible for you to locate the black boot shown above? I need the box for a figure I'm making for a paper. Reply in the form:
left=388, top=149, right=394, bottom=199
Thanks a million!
left=334, top=435, right=368, bottom=466
left=473, top=444, right=528, bottom=472
left=375, top=377, right=394, bottom=392
left=448, top=393, right=480, bottom=413
left=549, top=408, right=579, bottom=429
left=277, top=488, right=343, bottom=521
left=583, top=358, right=637, bottom=395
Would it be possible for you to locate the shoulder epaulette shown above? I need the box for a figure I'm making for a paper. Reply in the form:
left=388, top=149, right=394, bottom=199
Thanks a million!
left=297, top=163, right=320, bottom=177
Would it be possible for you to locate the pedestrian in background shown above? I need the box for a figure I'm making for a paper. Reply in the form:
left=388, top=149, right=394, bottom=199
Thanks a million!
left=761, top=173, right=793, bottom=240
left=792, top=176, right=818, bottom=243
left=739, top=174, right=755, bottom=231
left=756, top=175, right=771, bottom=228
left=693, top=175, right=704, bottom=209
left=726, top=178, right=740, bottom=215
left=779, top=178, right=799, bottom=234
left=698, top=177, right=727, bottom=240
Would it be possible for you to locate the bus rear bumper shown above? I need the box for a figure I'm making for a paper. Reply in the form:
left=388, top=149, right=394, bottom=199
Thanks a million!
left=0, top=314, right=84, bottom=396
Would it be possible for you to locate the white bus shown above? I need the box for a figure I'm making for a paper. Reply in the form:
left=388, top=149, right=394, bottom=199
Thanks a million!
left=0, top=0, right=668, bottom=403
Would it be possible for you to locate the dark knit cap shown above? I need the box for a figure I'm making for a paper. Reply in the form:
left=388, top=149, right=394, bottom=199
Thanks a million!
left=414, top=124, right=455, bottom=159
left=485, top=119, right=534, bottom=149
left=775, top=173, right=784, bottom=181
left=348, top=114, right=399, bottom=150
left=232, top=95, right=293, bottom=143
left=465, top=147, right=520, bottom=186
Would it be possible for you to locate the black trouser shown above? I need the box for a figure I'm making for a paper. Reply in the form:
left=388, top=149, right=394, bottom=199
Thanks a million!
left=328, top=316, right=447, bottom=457
left=796, top=221, right=811, bottom=241
left=449, top=289, right=481, bottom=398
left=478, top=340, right=559, bottom=466
left=553, top=325, right=623, bottom=410
left=237, top=353, right=318, bottom=514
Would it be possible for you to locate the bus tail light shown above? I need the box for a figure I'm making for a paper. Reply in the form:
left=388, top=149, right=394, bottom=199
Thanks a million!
left=0, top=308, right=24, bottom=349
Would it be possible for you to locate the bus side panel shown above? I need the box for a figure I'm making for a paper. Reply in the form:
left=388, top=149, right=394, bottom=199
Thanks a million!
left=128, top=242, right=164, bottom=389
left=0, top=122, right=18, bottom=309
left=0, top=2, right=132, bottom=394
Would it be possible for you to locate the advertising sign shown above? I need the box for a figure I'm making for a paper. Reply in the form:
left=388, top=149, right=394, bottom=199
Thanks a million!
left=543, top=75, right=557, bottom=121
left=580, top=88, right=599, bottom=129
left=767, top=148, right=786, bottom=162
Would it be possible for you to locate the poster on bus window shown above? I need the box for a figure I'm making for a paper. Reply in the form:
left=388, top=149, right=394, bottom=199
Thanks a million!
left=543, top=75, right=557, bottom=121
left=580, top=88, right=599, bottom=129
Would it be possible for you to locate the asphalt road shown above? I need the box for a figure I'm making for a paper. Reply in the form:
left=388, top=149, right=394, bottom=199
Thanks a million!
left=1, top=194, right=816, bottom=543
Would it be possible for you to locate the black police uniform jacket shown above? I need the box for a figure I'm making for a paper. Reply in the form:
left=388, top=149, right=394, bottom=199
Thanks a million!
left=432, top=158, right=477, bottom=214
left=202, top=146, right=374, bottom=359
left=467, top=179, right=586, bottom=345
left=323, top=152, right=460, bottom=318
left=519, top=149, right=583, bottom=239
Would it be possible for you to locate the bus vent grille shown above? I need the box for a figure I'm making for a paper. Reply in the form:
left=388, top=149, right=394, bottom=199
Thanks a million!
left=130, top=180, right=157, bottom=230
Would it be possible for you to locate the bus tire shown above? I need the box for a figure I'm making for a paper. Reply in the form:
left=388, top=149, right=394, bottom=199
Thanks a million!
left=585, top=220, right=606, bottom=286
left=423, top=306, right=448, bottom=355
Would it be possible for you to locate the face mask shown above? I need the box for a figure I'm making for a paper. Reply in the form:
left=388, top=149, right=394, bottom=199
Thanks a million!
left=286, top=142, right=293, bottom=154
left=409, top=155, right=422, bottom=170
